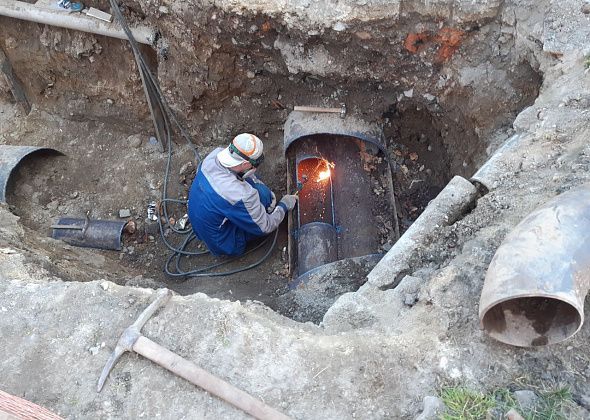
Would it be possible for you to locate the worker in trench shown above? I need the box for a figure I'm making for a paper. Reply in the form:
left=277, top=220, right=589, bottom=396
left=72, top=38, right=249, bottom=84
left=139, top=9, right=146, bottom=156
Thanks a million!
left=187, top=133, right=298, bottom=256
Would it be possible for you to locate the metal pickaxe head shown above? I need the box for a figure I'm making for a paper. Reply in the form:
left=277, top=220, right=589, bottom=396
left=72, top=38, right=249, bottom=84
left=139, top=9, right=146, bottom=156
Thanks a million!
left=97, top=288, right=173, bottom=392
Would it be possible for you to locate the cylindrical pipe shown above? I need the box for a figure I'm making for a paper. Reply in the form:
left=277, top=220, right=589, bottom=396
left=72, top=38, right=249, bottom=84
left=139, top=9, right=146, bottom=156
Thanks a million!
left=52, top=217, right=127, bottom=251
left=479, top=184, right=590, bottom=347
left=470, top=134, right=523, bottom=192
left=297, top=222, right=338, bottom=276
left=0, top=0, right=154, bottom=45
left=364, top=175, right=477, bottom=289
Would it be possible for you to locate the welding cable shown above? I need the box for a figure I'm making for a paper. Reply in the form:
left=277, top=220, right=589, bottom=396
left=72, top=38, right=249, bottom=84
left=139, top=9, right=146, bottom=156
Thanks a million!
left=164, top=229, right=278, bottom=277
left=110, top=0, right=279, bottom=277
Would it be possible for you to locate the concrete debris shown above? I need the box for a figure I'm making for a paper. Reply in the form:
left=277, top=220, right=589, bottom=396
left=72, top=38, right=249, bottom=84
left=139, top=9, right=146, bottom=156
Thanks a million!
left=404, top=293, right=418, bottom=306
left=543, top=1, right=590, bottom=54
left=415, top=396, right=445, bottom=420
left=514, top=390, right=538, bottom=411
left=332, top=22, right=347, bottom=32
left=118, top=209, right=131, bottom=218
left=46, top=200, right=59, bottom=211
left=127, top=134, right=143, bottom=148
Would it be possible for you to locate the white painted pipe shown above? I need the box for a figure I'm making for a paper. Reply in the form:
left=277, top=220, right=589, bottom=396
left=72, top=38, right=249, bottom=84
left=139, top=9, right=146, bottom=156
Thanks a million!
left=0, top=0, right=154, bottom=45
left=364, top=175, right=478, bottom=289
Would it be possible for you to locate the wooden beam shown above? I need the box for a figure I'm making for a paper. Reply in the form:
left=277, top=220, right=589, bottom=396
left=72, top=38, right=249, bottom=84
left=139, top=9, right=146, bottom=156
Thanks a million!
left=0, top=47, right=31, bottom=114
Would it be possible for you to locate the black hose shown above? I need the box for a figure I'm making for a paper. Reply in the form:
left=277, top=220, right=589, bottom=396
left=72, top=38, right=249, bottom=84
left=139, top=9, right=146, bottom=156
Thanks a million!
left=110, top=0, right=279, bottom=279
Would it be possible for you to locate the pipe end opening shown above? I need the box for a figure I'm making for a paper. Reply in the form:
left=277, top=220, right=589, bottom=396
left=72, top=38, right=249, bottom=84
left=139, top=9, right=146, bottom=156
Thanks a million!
left=481, top=297, right=582, bottom=347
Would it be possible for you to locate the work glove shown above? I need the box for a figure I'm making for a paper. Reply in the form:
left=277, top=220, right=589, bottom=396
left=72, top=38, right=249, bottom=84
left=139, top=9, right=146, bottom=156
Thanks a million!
left=279, top=194, right=298, bottom=212
left=266, top=191, right=277, bottom=213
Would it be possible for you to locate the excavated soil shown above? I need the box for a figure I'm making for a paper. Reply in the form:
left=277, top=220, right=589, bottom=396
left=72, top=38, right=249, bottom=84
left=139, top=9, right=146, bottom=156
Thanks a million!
left=2, top=0, right=590, bottom=418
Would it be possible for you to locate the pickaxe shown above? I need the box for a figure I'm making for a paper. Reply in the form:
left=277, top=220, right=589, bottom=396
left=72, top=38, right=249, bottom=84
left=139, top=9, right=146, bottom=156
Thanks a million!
left=97, top=288, right=290, bottom=420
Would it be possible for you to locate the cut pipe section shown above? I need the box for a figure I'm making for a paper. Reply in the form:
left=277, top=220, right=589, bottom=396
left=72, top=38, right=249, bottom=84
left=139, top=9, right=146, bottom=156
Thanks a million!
left=0, top=145, right=61, bottom=203
left=479, top=183, right=590, bottom=347
left=0, top=0, right=154, bottom=45
left=284, top=111, right=398, bottom=287
left=52, top=217, right=127, bottom=251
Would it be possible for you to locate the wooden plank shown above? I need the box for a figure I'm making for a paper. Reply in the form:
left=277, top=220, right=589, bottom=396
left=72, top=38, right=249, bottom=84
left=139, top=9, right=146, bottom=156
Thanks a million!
left=0, top=390, right=63, bottom=420
left=0, top=47, right=31, bottom=114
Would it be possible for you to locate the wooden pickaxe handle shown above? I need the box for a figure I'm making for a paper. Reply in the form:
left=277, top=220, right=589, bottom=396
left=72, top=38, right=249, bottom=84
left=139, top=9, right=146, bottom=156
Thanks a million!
left=134, top=336, right=291, bottom=420
left=294, top=105, right=342, bottom=113
left=98, top=289, right=290, bottom=420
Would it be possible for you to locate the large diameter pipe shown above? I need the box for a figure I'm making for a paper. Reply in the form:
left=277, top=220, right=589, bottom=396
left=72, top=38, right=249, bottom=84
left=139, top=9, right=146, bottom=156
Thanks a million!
left=0, top=0, right=154, bottom=45
left=297, top=222, right=338, bottom=276
left=479, top=184, right=590, bottom=347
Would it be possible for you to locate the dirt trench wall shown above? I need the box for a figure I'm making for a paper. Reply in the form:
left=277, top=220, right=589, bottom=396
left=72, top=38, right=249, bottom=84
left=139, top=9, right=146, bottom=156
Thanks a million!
left=1, top=0, right=544, bottom=178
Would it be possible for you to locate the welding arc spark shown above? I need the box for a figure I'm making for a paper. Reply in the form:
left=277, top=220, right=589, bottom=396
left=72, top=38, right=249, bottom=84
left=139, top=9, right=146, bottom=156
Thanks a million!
left=316, top=160, right=335, bottom=182
left=317, top=169, right=331, bottom=182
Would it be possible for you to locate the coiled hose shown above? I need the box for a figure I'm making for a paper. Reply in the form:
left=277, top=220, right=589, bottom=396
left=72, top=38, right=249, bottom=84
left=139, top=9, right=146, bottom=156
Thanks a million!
left=109, top=0, right=278, bottom=278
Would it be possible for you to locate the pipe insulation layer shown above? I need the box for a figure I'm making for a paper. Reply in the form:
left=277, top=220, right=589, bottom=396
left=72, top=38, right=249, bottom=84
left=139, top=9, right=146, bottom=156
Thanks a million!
left=470, top=134, right=523, bottom=192
left=479, top=183, right=590, bottom=347
left=0, top=0, right=154, bottom=45
left=364, top=175, right=478, bottom=289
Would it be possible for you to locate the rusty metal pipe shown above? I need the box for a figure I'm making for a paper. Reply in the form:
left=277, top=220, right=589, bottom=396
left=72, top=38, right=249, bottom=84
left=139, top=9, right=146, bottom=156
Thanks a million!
left=479, top=183, right=590, bottom=347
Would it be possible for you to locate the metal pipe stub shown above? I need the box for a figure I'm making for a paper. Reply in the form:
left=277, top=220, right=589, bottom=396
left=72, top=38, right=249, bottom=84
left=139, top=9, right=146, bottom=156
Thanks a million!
left=479, top=183, right=590, bottom=347
left=52, top=217, right=127, bottom=251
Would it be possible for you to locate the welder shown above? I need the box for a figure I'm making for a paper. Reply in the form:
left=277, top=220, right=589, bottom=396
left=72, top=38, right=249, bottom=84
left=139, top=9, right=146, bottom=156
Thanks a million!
left=187, top=133, right=298, bottom=256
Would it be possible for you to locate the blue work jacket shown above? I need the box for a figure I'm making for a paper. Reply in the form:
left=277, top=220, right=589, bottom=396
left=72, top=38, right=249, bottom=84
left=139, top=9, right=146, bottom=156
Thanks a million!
left=188, top=148, right=287, bottom=256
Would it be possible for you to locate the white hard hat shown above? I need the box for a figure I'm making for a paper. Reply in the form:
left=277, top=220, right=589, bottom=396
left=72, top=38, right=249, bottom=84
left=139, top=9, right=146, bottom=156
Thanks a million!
left=217, top=133, right=264, bottom=168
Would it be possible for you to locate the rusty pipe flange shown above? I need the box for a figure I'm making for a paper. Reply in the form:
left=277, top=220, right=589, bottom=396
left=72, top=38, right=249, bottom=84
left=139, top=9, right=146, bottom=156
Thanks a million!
left=0, top=145, right=62, bottom=203
left=283, top=111, right=385, bottom=155
left=479, top=183, right=590, bottom=347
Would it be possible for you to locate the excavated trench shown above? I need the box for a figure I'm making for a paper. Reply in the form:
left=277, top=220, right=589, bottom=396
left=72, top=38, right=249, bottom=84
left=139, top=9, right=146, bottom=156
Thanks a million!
left=0, top=3, right=542, bottom=322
